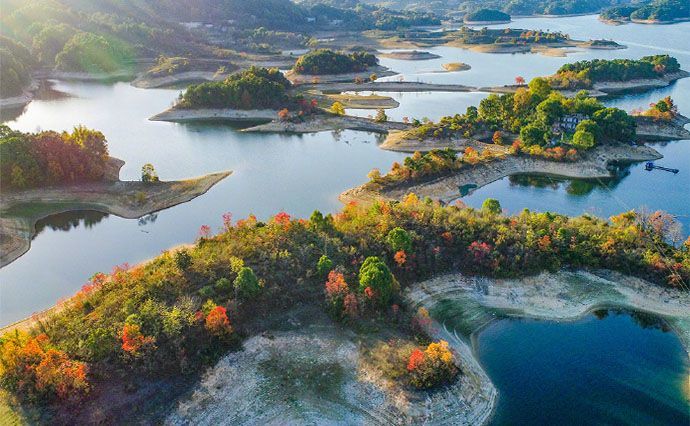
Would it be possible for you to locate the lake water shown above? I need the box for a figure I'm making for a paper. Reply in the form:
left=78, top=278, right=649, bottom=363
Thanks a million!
left=477, top=310, right=690, bottom=425
left=1, top=13, right=689, bottom=424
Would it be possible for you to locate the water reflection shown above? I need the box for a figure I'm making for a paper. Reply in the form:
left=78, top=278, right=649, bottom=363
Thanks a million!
left=34, top=210, right=109, bottom=238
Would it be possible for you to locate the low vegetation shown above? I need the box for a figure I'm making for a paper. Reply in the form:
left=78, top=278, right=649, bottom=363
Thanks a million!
left=0, top=125, right=109, bottom=190
left=292, top=49, right=378, bottom=75
left=635, top=96, right=679, bottom=121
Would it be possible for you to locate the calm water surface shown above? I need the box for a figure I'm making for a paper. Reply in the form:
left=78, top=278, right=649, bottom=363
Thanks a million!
left=477, top=310, right=690, bottom=425
left=1, top=16, right=689, bottom=329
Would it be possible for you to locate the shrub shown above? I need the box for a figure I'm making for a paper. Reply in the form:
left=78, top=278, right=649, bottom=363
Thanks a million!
left=482, top=198, right=502, bottom=215
left=234, top=267, right=261, bottom=300
left=407, top=340, right=457, bottom=389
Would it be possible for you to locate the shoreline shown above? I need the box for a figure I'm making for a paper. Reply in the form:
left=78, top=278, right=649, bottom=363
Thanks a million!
left=0, top=157, right=230, bottom=268
left=286, top=65, right=396, bottom=84
left=241, top=113, right=409, bottom=134
left=406, top=269, right=690, bottom=424
left=340, top=143, right=663, bottom=205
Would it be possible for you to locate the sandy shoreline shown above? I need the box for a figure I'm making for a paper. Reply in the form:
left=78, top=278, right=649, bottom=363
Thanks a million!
left=286, top=65, right=396, bottom=84
left=0, top=157, right=230, bottom=267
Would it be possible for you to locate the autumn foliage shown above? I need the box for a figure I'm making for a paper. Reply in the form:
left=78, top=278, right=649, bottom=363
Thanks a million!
left=205, top=306, right=233, bottom=337
left=406, top=340, right=457, bottom=389
left=0, top=333, right=88, bottom=401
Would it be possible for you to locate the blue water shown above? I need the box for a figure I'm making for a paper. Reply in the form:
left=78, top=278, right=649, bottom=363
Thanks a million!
left=477, top=310, right=690, bottom=425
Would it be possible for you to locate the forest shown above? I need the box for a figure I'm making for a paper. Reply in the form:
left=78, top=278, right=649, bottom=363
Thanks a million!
left=410, top=77, right=637, bottom=151
left=0, top=125, right=109, bottom=190
left=0, top=188, right=687, bottom=412
left=601, top=0, right=690, bottom=23
left=463, top=9, right=511, bottom=22
left=453, top=27, right=568, bottom=45
left=552, top=55, right=681, bottom=89
left=179, top=67, right=292, bottom=110
left=292, top=49, right=378, bottom=75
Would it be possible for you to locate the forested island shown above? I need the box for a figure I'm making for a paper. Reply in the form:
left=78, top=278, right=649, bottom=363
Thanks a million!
left=291, top=49, right=378, bottom=75
left=1, top=189, right=688, bottom=422
left=463, top=9, right=511, bottom=24
left=342, top=74, right=690, bottom=205
left=0, top=126, right=230, bottom=266
left=601, top=0, right=690, bottom=24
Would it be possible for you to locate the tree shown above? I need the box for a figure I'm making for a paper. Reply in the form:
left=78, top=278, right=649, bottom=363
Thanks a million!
left=482, top=198, right=502, bottom=215
left=141, top=163, right=159, bottom=183
left=174, top=249, right=192, bottom=271
left=330, top=101, right=345, bottom=115
left=233, top=267, right=261, bottom=299
left=316, top=254, right=333, bottom=277
left=572, top=130, right=595, bottom=149
left=592, top=107, right=636, bottom=141
left=358, top=256, right=396, bottom=306
left=367, top=168, right=381, bottom=181
left=528, top=77, right=552, bottom=100
left=386, top=227, right=412, bottom=252
left=515, top=76, right=525, bottom=85
left=520, top=124, right=547, bottom=147
left=375, top=108, right=388, bottom=123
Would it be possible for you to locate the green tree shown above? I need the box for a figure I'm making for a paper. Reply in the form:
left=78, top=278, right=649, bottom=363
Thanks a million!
left=358, top=256, right=396, bottom=306
left=572, top=130, right=595, bottom=149
left=520, top=124, right=547, bottom=147
left=528, top=77, right=552, bottom=100
left=234, top=267, right=261, bottom=299
left=375, top=108, right=388, bottom=123
left=316, top=255, right=333, bottom=277
left=482, top=198, right=502, bottom=215
left=592, top=107, right=636, bottom=141
left=386, top=227, right=412, bottom=252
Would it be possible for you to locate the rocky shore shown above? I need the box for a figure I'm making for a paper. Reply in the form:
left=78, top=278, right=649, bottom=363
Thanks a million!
left=150, top=107, right=279, bottom=122
left=405, top=269, right=690, bottom=423
left=379, top=50, right=441, bottom=60
left=286, top=65, right=397, bottom=84
left=242, top=114, right=410, bottom=134
left=592, top=70, right=690, bottom=94
left=0, top=158, right=230, bottom=267
left=340, top=144, right=662, bottom=205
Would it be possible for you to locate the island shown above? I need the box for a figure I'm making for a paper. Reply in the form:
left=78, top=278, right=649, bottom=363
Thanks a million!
left=1, top=191, right=687, bottom=423
left=442, top=62, right=472, bottom=72
left=549, top=55, right=689, bottom=94
left=0, top=126, right=230, bottom=266
left=286, top=49, right=396, bottom=83
left=340, top=79, right=690, bottom=205
left=463, top=9, right=511, bottom=25
left=601, top=0, right=690, bottom=25
left=379, top=50, right=441, bottom=60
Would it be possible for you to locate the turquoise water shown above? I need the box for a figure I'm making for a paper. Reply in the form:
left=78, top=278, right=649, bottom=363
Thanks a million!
left=1, top=16, right=688, bottom=328
left=477, top=310, right=690, bottom=425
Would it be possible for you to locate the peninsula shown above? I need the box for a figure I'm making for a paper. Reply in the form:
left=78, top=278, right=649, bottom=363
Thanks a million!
left=0, top=126, right=230, bottom=266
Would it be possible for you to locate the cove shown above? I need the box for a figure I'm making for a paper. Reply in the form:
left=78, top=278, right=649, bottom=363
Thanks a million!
left=475, top=310, right=690, bottom=425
